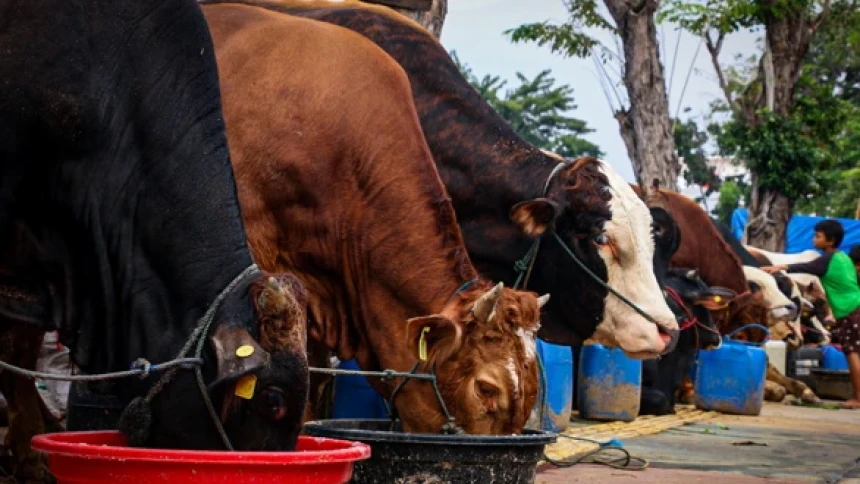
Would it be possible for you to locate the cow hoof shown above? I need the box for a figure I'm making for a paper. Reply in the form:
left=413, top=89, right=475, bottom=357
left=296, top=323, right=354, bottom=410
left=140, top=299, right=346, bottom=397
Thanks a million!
left=764, top=382, right=787, bottom=402
left=800, top=389, right=820, bottom=404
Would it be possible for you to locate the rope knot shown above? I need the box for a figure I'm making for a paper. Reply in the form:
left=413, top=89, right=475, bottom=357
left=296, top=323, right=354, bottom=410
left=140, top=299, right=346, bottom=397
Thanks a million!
left=441, top=419, right=465, bottom=435
left=514, top=258, right=529, bottom=273
left=381, top=369, right=397, bottom=382
left=131, top=358, right=153, bottom=379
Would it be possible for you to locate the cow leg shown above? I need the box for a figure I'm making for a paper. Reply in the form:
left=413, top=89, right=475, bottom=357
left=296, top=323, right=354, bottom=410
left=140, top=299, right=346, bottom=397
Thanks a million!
left=0, top=326, right=53, bottom=483
left=764, top=380, right=787, bottom=402
left=302, top=338, right=332, bottom=424
left=36, top=391, right=63, bottom=434
left=766, top=361, right=818, bottom=403
left=676, top=377, right=695, bottom=404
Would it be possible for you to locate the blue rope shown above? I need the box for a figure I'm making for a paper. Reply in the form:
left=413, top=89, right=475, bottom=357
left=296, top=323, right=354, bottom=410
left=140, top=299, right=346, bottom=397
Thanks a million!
left=454, top=278, right=479, bottom=295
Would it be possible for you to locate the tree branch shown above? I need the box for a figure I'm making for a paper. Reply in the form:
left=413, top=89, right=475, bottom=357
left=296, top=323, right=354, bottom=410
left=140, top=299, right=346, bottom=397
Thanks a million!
left=704, top=31, right=737, bottom=114
left=809, top=0, right=832, bottom=32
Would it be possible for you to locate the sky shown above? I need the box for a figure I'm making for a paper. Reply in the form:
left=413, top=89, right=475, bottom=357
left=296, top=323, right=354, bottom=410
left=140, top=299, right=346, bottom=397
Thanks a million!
left=439, top=0, right=759, bottom=182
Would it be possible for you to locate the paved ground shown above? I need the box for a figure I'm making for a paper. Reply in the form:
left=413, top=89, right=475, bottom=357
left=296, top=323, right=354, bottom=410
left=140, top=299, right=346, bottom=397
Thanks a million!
left=537, top=402, right=860, bottom=483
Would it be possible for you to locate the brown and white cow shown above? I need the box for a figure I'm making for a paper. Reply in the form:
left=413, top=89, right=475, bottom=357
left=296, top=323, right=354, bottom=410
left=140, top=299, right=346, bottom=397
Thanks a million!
left=745, top=246, right=821, bottom=267
left=215, top=0, right=681, bottom=358
left=742, top=266, right=800, bottom=345
left=204, top=4, right=549, bottom=434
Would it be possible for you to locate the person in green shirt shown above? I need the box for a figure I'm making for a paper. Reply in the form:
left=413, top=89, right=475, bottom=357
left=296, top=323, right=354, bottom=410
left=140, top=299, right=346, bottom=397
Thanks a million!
left=763, top=220, right=860, bottom=409
left=850, top=245, right=860, bottom=279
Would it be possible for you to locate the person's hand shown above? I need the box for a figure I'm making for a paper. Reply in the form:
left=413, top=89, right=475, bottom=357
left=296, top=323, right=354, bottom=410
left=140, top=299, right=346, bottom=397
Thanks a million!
left=761, top=265, right=787, bottom=274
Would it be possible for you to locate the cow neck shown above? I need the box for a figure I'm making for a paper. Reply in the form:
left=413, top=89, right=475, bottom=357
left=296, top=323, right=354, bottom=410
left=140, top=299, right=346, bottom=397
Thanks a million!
left=48, top=0, right=254, bottom=375
left=283, top=7, right=559, bottom=222
left=314, top=152, right=481, bottom=380
left=244, top=5, right=565, bottom=285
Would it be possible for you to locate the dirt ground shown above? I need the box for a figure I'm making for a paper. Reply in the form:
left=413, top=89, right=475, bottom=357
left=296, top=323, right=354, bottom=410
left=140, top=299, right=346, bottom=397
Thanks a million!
left=537, top=402, right=860, bottom=483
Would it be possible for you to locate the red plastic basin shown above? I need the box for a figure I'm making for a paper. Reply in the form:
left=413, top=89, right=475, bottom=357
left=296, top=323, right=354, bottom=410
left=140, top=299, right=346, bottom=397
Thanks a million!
left=32, top=431, right=371, bottom=484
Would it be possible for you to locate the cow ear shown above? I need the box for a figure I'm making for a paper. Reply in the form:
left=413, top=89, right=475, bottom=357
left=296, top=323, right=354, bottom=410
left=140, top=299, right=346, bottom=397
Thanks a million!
left=510, top=198, right=561, bottom=238
left=210, top=325, right=270, bottom=389
left=406, top=315, right=463, bottom=365
left=650, top=207, right=680, bottom=254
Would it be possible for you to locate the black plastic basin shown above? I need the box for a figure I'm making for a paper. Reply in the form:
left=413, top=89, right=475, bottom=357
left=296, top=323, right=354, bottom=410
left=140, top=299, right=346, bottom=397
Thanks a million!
left=302, top=419, right=556, bottom=484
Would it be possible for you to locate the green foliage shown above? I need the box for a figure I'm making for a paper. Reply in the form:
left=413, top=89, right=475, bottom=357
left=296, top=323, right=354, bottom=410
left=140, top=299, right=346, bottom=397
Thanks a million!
left=658, top=0, right=760, bottom=34
left=713, top=109, right=827, bottom=200
left=804, top=0, right=860, bottom=105
left=452, top=52, right=603, bottom=158
left=659, top=0, right=821, bottom=35
left=713, top=178, right=751, bottom=223
left=504, top=0, right=614, bottom=58
left=666, top=0, right=858, bottom=223
left=674, top=118, right=721, bottom=195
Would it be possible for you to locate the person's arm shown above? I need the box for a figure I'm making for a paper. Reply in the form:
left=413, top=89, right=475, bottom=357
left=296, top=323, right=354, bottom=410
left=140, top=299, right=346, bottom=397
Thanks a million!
left=761, top=252, right=833, bottom=276
left=785, top=253, right=833, bottom=276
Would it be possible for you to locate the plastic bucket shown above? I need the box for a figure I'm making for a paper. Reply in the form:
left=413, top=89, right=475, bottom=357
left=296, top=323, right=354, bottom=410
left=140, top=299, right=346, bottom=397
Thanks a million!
left=821, top=344, right=850, bottom=371
left=694, top=324, right=768, bottom=416
left=332, top=359, right=389, bottom=419
left=577, top=343, right=641, bottom=421
left=535, top=339, right=574, bottom=432
left=303, top=419, right=555, bottom=484
left=32, top=431, right=370, bottom=484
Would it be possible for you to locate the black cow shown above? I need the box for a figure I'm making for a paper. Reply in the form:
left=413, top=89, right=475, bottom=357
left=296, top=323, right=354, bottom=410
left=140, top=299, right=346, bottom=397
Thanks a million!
left=652, top=207, right=682, bottom=286
left=641, top=269, right=735, bottom=415
left=0, top=0, right=308, bottom=480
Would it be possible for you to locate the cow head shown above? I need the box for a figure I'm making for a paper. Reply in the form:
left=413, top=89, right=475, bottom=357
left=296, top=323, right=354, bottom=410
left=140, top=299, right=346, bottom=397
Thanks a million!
left=769, top=271, right=804, bottom=349
left=130, top=273, right=309, bottom=451
left=509, top=157, right=678, bottom=359
left=742, top=266, right=798, bottom=322
left=797, top=278, right=832, bottom=346
left=718, top=287, right=771, bottom=343
left=399, top=282, right=547, bottom=435
left=665, top=269, right=733, bottom=350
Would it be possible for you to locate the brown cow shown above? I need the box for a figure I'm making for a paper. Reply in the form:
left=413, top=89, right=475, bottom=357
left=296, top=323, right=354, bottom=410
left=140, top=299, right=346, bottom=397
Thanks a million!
left=204, top=0, right=681, bottom=359
left=204, top=4, right=549, bottom=434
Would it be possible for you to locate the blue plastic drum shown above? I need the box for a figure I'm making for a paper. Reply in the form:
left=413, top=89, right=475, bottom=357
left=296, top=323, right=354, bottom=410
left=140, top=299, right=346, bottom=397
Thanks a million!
left=535, top=340, right=574, bottom=432
left=577, top=343, right=641, bottom=421
left=694, top=324, right=768, bottom=416
left=332, top=359, right=389, bottom=420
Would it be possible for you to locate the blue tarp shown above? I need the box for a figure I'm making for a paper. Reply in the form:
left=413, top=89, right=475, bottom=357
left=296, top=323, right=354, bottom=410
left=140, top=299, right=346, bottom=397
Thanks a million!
left=731, top=208, right=860, bottom=253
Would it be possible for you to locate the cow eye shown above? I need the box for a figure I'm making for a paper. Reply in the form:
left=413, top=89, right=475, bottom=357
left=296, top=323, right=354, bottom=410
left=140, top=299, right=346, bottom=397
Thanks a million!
left=257, top=387, right=288, bottom=421
left=476, top=381, right=499, bottom=400
left=593, top=233, right=609, bottom=245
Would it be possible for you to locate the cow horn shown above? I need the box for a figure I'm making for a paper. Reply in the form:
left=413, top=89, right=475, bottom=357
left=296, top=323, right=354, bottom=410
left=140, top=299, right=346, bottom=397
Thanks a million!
left=686, top=269, right=698, bottom=281
left=257, top=277, right=289, bottom=317
left=472, top=282, right=504, bottom=322
left=537, top=294, right=550, bottom=308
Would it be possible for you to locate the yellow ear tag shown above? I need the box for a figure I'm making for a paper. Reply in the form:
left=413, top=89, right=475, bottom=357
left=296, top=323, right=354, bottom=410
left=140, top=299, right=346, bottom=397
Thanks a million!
left=714, top=296, right=722, bottom=303
left=234, top=374, right=257, bottom=400
left=418, top=327, right=430, bottom=362
left=236, top=345, right=255, bottom=358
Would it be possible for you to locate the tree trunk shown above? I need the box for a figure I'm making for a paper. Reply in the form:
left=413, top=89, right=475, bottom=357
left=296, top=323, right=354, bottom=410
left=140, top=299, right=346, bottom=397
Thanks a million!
left=390, top=0, right=447, bottom=38
left=743, top=175, right=792, bottom=251
left=745, top=1, right=818, bottom=249
left=604, top=0, right=679, bottom=191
